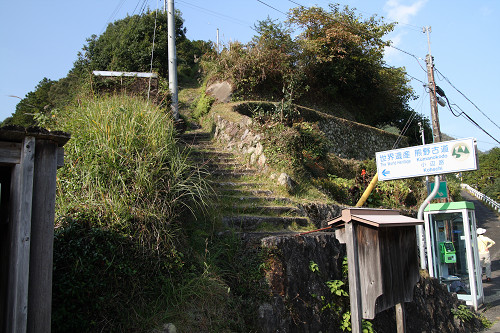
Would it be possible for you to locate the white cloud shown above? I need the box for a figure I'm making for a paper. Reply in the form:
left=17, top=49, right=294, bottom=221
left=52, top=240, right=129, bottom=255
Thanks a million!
left=384, top=0, right=428, bottom=23
left=384, top=31, right=405, bottom=61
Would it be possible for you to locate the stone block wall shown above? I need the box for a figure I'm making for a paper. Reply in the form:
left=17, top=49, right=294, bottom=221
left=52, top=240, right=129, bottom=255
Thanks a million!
left=213, top=114, right=269, bottom=170
left=213, top=104, right=408, bottom=165
left=297, top=106, right=409, bottom=160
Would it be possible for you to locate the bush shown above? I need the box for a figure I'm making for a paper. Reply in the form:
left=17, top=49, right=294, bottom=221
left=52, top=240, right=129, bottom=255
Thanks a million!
left=193, top=92, right=215, bottom=119
left=52, top=95, right=216, bottom=331
left=56, top=95, right=211, bottom=252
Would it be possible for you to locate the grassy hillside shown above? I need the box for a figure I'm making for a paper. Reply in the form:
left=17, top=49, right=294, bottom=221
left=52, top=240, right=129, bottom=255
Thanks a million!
left=51, top=95, right=249, bottom=332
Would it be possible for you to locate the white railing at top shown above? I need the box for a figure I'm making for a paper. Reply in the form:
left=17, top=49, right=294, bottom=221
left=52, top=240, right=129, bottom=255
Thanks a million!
left=461, top=183, right=500, bottom=213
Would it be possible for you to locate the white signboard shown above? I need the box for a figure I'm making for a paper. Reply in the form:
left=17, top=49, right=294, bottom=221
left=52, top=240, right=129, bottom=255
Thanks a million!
left=376, top=138, right=477, bottom=181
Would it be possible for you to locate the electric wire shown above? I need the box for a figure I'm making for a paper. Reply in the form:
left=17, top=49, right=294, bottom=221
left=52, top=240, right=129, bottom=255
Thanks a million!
left=441, top=95, right=500, bottom=145
left=177, top=0, right=253, bottom=27
left=287, top=0, right=305, bottom=8
left=434, top=66, right=500, bottom=132
left=147, top=1, right=159, bottom=102
left=256, top=0, right=287, bottom=15
left=100, top=0, right=128, bottom=33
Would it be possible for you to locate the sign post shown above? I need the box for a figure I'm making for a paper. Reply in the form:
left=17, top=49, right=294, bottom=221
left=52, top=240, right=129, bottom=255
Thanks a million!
left=375, top=138, right=477, bottom=181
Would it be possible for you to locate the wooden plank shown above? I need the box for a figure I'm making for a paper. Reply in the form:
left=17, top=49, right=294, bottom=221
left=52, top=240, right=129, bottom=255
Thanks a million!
left=56, top=147, right=64, bottom=168
left=375, top=227, right=419, bottom=315
left=345, top=222, right=363, bottom=333
left=5, top=136, right=35, bottom=333
left=0, top=142, right=21, bottom=165
left=357, top=225, right=383, bottom=319
left=396, top=303, right=406, bottom=333
left=0, top=128, right=70, bottom=147
left=27, top=140, right=59, bottom=333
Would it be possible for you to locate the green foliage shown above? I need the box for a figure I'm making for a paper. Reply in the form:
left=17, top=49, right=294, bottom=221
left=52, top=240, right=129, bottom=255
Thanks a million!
left=451, top=304, right=474, bottom=322
left=309, top=260, right=320, bottom=273
left=258, top=120, right=330, bottom=179
left=193, top=92, right=215, bottom=119
left=56, top=95, right=211, bottom=253
left=75, top=10, right=209, bottom=83
left=201, top=5, right=429, bottom=144
left=451, top=304, right=492, bottom=328
left=52, top=219, right=183, bottom=332
left=2, top=78, right=55, bottom=127
left=462, top=148, right=500, bottom=201
left=326, top=280, right=348, bottom=297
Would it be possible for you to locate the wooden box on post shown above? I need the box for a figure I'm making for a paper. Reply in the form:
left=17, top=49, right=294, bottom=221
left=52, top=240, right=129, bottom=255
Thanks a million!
left=0, top=127, right=69, bottom=333
left=328, top=208, right=423, bottom=333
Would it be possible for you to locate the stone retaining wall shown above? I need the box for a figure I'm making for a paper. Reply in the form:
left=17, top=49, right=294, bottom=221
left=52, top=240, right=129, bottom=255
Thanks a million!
left=213, top=104, right=408, bottom=165
left=297, top=106, right=409, bottom=160
left=213, top=114, right=269, bottom=170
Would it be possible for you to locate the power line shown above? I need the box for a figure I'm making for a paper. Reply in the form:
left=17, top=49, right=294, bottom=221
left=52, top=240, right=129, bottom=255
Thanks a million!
left=256, top=0, right=287, bottom=15
left=441, top=95, right=500, bottom=145
left=434, top=66, right=500, bottom=132
left=287, top=0, right=305, bottom=8
left=100, top=0, right=129, bottom=33
left=177, top=0, right=253, bottom=28
left=147, top=3, right=160, bottom=102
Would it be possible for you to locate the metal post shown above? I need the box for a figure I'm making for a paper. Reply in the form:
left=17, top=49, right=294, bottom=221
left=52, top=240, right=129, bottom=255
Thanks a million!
left=167, top=0, right=179, bottom=120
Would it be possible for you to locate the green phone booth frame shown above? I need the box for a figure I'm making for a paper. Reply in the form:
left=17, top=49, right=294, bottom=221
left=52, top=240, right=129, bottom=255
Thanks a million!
left=424, top=201, right=483, bottom=310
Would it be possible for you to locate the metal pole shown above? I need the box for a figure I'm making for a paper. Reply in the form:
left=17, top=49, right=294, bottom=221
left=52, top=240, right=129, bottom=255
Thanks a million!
left=418, top=176, right=440, bottom=270
left=167, top=0, right=179, bottom=120
left=417, top=122, right=429, bottom=269
left=216, top=28, right=220, bottom=53
left=355, top=173, right=378, bottom=207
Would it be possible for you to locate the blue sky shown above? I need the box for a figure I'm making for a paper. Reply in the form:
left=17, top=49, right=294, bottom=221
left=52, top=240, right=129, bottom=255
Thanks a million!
left=0, top=0, right=498, bottom=152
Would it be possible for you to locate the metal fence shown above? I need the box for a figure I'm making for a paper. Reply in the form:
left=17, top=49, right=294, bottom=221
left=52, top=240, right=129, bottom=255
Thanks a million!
left=461, top=183, right=500, bottom=213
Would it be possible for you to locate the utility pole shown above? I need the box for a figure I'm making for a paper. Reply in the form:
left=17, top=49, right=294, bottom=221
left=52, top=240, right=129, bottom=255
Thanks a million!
left=424, top=26, right=442, bottom=143
left=167, top=0, right=179, bottom=121
left=217, top=28, right=221, bottom=53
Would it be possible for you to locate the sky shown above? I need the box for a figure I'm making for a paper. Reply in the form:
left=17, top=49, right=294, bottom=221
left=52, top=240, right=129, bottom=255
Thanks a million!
left=0, top=0, right=499, bottom=152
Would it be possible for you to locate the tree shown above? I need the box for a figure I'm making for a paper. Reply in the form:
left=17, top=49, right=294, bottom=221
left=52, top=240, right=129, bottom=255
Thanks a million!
left=2, top=78, right=55, bottom=127
left=463, top=147, right=500, bottom=200
left=74, top=10, right=205, bottom=81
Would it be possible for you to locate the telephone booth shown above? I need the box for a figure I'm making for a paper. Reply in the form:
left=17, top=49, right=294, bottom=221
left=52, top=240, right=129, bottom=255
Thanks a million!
left=424, top=201, right=483, bottom=309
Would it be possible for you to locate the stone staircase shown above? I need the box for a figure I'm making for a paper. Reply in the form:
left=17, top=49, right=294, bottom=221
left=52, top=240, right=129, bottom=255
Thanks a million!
left=180, top=129, right=311, bottom=234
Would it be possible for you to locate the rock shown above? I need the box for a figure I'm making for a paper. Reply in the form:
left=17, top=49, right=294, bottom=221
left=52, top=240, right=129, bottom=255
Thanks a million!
left=277, top=172, right=296, bottom=194
left=206, top=81, right=233, bottom=103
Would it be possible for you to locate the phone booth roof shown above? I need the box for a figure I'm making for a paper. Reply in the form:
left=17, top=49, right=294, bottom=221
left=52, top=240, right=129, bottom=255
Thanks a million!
left=424, top=201, right=475, bottom=212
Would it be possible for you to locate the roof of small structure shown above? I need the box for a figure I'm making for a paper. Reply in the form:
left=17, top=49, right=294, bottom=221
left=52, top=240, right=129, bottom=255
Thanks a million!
left=328, top=208, right=423, bottom=228
left=424, top=201, right=475, bottom=212
left=0, top=126, right=70, bottom=146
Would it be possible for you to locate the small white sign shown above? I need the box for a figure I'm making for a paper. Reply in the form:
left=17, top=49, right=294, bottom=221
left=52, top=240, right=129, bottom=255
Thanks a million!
left=376, top=138, right=477, bottom=181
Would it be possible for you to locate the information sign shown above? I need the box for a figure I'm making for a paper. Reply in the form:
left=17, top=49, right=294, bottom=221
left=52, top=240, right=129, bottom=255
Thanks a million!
left=430, top=181, right=448, bottom=199
left=376, top=138, right=477, bottom=181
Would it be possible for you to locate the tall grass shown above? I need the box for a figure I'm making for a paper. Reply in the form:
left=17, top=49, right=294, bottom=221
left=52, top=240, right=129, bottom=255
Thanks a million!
left=52, top=95, right=221, bottom=331
left=56, top=95, right=211, bottom=252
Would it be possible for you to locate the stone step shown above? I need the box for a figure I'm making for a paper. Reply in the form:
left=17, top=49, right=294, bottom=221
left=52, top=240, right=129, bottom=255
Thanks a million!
left=189, top=150, right=234, bottom=159
left=189, top=155, right=238, bottom=164
left=222, top=215, right=310, bottom=232
left=220, top=195, right=293, bottom=204
left=179, top=132, right=212, bottom=143
left=201, top=160, right=241, bottom=167
left=211, top=169, right=258, bottom=178
left=214, top=182, right=266, bottom=189
left=220, top=188, right=274, bottom=196
left=223, top=205, right=303, bottom=216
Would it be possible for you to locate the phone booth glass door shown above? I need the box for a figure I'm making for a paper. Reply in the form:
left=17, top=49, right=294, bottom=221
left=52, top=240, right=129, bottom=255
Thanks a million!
left=425, top=202, right=483, bottom=309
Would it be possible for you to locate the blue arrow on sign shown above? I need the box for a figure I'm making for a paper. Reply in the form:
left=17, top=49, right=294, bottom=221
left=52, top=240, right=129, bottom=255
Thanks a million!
left=382, top=169, right=390, bottom=177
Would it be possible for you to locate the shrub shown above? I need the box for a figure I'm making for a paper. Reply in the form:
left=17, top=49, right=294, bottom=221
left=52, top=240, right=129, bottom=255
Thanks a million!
left=56, top=95, right=211, bottom=252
